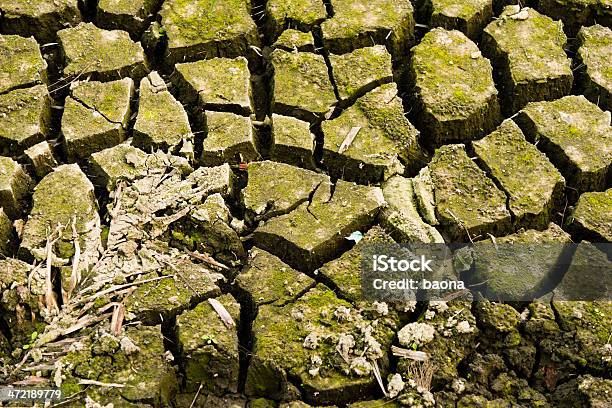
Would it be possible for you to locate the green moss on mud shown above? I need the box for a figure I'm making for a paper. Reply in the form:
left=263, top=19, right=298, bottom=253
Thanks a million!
left=322, top=83, right=423, bottom=183
left=410, top=28, right=500, bottom=144
left=473, top=120, right=565, bottom=229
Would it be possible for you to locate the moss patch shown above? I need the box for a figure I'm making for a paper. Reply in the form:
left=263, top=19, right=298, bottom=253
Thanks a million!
left=253, top=180, right=384, bottom=270
left=577, top=24, right=612, bottom=111
left=470, top=223, right=571, bottom=300
left=58, top=22, right=148, bottom=81
left=159, top=0, right=260, bottom=65
left=0, top=0, right=81, bottom=42
left=270, top=114, right=316, bottom=169
left=0, top=34, right=47, bottom=94
left=246, top=284, right=396, bottom=404
left=568, top=189, right=612, bottom=242
left=19, top=164, right=100, bottom=261
left=173, top=56, right=252, bottom=115
left=242, top=161, right=329, bottom=223
left=134, top=71, right=193, bottom=152
left=322, top=83, right=423, bottom=183
left=271, top=49, right=337, bottom=122
left=202, top=111, right=259, bottom=165
left=0, top=85, right=51, bottom=154
left=409, top=28, right=500, bottom=145
left=273, top=29, right=316, bottom=53
left=0, top=156, right=34, bottom=219
left=125, top=259, right=222, bottom=324
left=425, top=0, right=492, bottom=40
left=429, top=144, right=511, bottom=241
left=62, top=78, right=134, bottom=161
left=514, top=95, right=612, bottom=194
left=236, top=247, right=315, bottom=309
left=328, top=45, right=393, bottom=104
left=481, top=6, right=572, bottom=115
left=380, top=175, right=444, bottom=244
left=472, top=119, right=565, bottom=229
left=176, top=294, right=240, bottom=393
left=321, top=0, right=415, bottom=56
left=266, top=0, right=327, bottom=40
left=97, top=0, right=162, bottom=36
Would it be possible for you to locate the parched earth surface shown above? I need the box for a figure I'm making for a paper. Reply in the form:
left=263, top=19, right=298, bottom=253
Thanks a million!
left=0, top=1, right=611, bottom=407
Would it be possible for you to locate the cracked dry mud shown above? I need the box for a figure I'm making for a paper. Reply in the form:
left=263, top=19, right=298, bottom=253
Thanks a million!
left=0, top=1, right=611, bottom=407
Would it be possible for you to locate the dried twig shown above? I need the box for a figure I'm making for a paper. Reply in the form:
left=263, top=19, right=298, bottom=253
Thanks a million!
left=67, top=214, right=81, bottom=300
left=208, top=298, right=235, bottom=328
left=189, top=383, right=204, bottom=408
left=338, top=127, right=361, bottom=154
left=186, top=250, right=229, bottom=270
left=391, top=345, right=430, bottom=361
left=370, top=359, right=388, bottom=398
left=77, top=379, right=125, bottom=388
left=110, top=303, right=125, bottom=336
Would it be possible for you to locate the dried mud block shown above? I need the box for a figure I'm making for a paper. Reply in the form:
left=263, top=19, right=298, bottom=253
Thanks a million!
left=134, top=71, right=192, bottom=152
left=481, top=6, right=572, bottom=115
left=61, top=78, right=134, bottom=161
left=271, top=49, right=337, bottom=122
left=554, top=243, right=611, bottom=300
left=173, top=57, right=252, bottom=115
left=169, top=193, right=247, bottom=266
left=0, top=156, right=34, bottom=219
left=515, top=95, right=611, bottom=195
left=58, top=22, right=149, bottom=81
left=96, top=0, right=163, bottom=37
left=419, top=0, right=493, bottom=40
left=272, top=29, right=316, bottom=53
left=0, top=209, right=15, bottom=255
left=59, top=325, right=178, bottom=406
left=0, top=85, right=51, bottom=154
left=246, top=284, right=396, bottom=404
left=568, top=189, right=611, bottom=242
left=321, top=0, right=415, bottom=56
left=409, top=28, right=500, bottom=146
left=318, top=226, right=395, bottom=302
left=397, top=302, right=478, bottom=387
left=429, top=144, right=511, bottom=241
left=322, top=83, right=423, bottom=183
left=544, top=301, right=612, bottom=378
left=537, top=0, right=612, bottom=36
left=0, top=258, right=42, bottom=344
left=19, top=164, right=100, bottom=262
left=236, top=248, right=315, bottom=309
left=125, top=258, right=222, bottom=324
left=270, top=114, right=316, bottom=169
left=412, top=167, right=439, bottom=226
left=89, top=143, right=150, bottom=190
left=242, top=161, right=329, bottom=224
left=0, top=34, right=47, bottom=94
left=576, top=24, right=612, bottom=111
left=552, top=375, right=612, bottom=408
left=24, top=141, right=57, bottom=179
left=253, top=180, right=384, bottom=270
left=0, top=0, right=81, bottom=43
left=202, top=111, right=258, bottom=165
left=470, top=223, right=571, bottom=300
left=472, top=120, right=565, bottom=229
left=265, top=0, right=327, bottom=40
left=159, top=0, right=259, bottom=65
left=380, top=175, right=444, bottom=244
left=176, top=294, right=240, bottom=393
left=328, top=45, right=393, bottom=105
